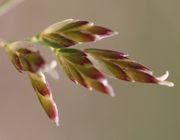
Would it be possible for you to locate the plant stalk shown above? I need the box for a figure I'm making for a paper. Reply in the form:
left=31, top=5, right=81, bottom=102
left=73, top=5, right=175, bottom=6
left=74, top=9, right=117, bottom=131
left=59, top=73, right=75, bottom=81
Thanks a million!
left=0, top=0, right=25, bottom=17
left=0, top=0, right=25, bottom=48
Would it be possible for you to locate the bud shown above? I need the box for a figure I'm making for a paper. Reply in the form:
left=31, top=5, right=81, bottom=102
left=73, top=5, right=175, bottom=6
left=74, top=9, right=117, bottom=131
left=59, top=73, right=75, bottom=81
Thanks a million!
left=56, top=48, right=115, bottom=96
left=85, top=48, right=174, bottom=87
left=6, top=41, right=45, bottom=73
left=29, top=72, right=59, bottom=126
left=32, top=19, right=117, bottom=49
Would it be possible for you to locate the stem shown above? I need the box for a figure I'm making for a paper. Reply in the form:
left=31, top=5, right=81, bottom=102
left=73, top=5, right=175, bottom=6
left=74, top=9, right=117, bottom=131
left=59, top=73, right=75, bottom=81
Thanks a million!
left=0, top=0, right=25, bottom=17
left=0, top=0, right=25, bottom=48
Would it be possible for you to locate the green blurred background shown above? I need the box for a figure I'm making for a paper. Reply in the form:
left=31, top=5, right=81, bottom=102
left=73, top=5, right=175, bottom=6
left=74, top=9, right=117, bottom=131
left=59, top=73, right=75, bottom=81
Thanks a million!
left=0, top=0, right=179, bottom=140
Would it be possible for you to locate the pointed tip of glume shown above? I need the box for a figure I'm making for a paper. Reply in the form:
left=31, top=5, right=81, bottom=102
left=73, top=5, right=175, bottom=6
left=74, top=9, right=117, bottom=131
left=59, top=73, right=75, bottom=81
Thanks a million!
left=55, top=121, right=59, bottom=127
left=53, top=117, right=59, bottom=127
left=158, top=81, right=175, bottom=87
left=110, top=92, right=116, bottom=97
left=108, top=85, right=116, bottom=97
left=157, top=71, right=174, bottom=87
left=157, top=71, right=169, bottom=81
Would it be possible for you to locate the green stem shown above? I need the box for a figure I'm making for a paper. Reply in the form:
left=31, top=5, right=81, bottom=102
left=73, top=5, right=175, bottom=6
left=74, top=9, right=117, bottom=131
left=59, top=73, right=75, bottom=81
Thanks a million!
left=0, top=0, right=25, bottom=16
left=0, top=0, right=25, bottom=48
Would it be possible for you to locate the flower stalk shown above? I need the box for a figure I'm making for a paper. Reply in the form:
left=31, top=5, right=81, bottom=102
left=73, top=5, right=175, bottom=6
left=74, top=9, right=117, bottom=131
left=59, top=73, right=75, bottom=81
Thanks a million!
left=0, top=0, right=25, bottom=17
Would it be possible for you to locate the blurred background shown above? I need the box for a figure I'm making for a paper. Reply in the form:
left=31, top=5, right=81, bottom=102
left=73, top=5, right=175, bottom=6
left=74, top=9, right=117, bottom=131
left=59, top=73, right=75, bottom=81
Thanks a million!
left=0, top=0, right=179, bottom=140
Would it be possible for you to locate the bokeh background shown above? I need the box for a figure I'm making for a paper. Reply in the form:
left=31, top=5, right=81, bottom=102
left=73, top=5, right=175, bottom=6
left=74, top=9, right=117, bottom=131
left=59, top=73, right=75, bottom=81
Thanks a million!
left=0, top=0, right=179, bottom=140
